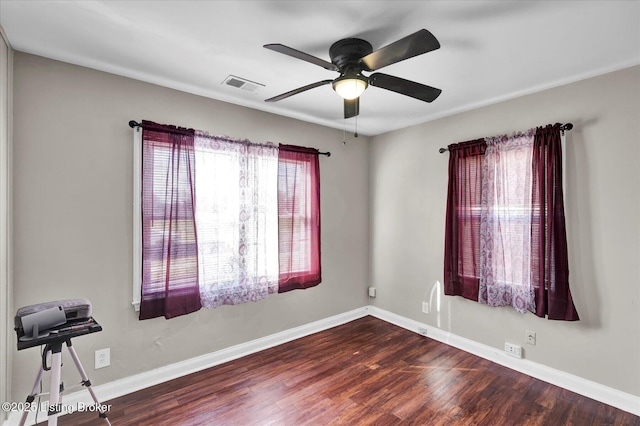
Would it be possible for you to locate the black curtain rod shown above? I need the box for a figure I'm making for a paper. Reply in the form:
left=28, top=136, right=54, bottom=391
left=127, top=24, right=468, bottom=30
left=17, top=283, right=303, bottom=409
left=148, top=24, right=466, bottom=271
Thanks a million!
left=129, top=120, right=331, bottom=157
left=437, top=122, right=574, bottom=154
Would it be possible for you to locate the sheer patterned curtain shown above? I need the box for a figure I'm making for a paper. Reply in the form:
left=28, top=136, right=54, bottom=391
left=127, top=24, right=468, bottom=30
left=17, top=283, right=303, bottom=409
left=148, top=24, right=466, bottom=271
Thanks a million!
left=278, top=145, right=321, bottom=292
left=479, top=129, right=536, bottom=313
left=195, top=132, right=279, bottom=308
left=140, top=121, right=202, bottom=320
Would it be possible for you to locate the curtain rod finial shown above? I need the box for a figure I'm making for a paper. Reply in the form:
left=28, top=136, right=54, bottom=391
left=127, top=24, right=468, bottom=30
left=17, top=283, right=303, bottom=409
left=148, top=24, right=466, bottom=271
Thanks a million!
left=129, top=120, right=140, bottom=128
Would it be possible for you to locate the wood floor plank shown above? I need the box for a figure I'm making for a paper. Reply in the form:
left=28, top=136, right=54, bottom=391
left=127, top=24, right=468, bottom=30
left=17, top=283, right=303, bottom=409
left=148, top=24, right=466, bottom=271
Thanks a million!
left=46, top=316, right=639, bottom=425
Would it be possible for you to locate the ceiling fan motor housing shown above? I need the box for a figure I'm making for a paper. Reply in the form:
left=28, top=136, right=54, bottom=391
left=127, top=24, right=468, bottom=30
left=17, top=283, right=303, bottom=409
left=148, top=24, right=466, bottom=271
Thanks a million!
left=329, top=38, right=373, bottom=72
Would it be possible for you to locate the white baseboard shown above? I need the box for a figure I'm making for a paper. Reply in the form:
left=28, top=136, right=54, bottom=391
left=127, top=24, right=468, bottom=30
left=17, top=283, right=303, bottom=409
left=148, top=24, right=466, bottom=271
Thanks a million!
left=366, top=305, right=640, bottom=417
left=6, top=305, right=639, bottom=425
left=5, top=307, right=369, bottom=426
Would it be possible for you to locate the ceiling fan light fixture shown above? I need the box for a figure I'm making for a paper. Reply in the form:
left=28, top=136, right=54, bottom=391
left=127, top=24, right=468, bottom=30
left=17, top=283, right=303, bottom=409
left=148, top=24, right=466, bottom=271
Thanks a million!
left=333, top=75, right=368, bottom=100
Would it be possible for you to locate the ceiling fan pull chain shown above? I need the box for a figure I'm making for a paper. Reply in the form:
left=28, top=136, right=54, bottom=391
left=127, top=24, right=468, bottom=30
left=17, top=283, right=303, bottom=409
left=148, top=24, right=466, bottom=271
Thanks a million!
left=354, top=114, right=359, bottom=138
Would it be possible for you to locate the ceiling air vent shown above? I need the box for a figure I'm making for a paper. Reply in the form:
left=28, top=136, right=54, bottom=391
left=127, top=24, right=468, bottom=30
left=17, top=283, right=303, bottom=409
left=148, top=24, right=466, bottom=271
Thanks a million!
left=222, top=75, right=264, bottom=93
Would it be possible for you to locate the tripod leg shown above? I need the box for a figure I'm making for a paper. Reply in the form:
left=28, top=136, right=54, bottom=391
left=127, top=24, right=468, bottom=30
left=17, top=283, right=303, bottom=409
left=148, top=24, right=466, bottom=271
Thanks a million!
left=47, top=344, right=63, bottom=426
left=66, top=342, right=111, bottom=425
left=18, top=362, right=46, bottom=426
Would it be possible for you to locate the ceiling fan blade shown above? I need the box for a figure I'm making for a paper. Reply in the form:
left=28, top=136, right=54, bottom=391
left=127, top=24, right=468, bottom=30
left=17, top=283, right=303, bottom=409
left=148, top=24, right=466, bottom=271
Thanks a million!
left=265, top=80, right=333, bottom=103
left=264, top=44, right=339, bottom=71
left=369, top=73, right=442, bottom=102
left=344, top=98, right=359, bottom=119
left=360, top=29, right=440, bottom=71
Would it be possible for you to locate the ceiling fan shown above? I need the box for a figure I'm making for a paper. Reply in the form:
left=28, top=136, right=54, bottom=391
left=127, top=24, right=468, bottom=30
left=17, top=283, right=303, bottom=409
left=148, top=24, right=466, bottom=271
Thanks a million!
left=264, top=29, right=442, bottom=119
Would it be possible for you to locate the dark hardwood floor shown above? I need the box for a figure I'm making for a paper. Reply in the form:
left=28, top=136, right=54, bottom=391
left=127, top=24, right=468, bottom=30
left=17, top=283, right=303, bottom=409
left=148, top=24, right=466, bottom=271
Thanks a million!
left=49, top=316, right=638, bottom=425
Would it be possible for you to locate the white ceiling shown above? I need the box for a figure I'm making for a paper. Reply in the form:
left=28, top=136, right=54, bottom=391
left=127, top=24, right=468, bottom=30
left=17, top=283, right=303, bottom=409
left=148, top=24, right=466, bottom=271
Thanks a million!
left=1, top=1, right=639, bottom=136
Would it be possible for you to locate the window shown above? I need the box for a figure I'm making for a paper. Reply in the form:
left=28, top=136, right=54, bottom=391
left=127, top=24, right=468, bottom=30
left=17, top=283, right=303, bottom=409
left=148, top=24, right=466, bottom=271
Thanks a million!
left=478, top=132, right=536, bottom=312
left=144, top=138, right=200, bottom=300
left=194, top=134, right=279, bottom=309
left=445, top=132, right=537, bottom=312
left=133, top=121, right=321, bottom=320
left=278, top=160, right=312, bottom=274
left=444, top=124, right=579, bottom=320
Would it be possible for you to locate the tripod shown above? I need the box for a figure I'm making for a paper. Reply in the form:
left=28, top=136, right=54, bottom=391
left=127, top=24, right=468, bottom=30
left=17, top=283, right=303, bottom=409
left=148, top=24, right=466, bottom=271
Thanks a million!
left=19, top=337, right=111, bottom=426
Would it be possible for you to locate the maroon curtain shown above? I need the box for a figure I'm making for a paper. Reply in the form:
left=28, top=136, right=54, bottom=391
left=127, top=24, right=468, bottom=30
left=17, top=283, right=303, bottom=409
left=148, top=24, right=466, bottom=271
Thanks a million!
left=531, top=124, right=579, bottom=320
left=443, top=139, right=486, bottom=301
left=277, top=144, right=321, bottom=293
left=139, top=120, right=202, bottom=320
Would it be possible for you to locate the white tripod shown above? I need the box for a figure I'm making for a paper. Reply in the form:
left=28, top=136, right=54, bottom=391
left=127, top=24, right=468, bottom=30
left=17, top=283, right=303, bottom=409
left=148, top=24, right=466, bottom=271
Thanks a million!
left=19, top=337, right=111, bottom=426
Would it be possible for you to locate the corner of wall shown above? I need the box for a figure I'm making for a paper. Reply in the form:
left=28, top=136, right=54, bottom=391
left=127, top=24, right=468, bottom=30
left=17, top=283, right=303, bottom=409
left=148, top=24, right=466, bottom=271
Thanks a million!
left=0, top=23, right=13, bottom=423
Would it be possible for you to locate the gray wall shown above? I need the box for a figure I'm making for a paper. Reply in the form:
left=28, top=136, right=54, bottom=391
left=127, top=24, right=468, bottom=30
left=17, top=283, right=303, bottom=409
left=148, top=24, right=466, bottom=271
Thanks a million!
left=11, top=52, right=370, bottom=400
left=369, top=65, right=640, bottom=396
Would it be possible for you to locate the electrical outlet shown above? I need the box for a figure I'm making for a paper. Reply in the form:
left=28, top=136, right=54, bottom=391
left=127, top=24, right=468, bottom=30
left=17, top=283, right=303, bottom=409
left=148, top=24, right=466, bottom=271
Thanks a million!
left=421, top=301, right=429, bottom=314
left=95, top=348, right=110, bottom=369
left=504, top=342, right=522, bottom=358
left=526, top=331, right=536, bottom=345
left=368, top=287, right=376, bottom=298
